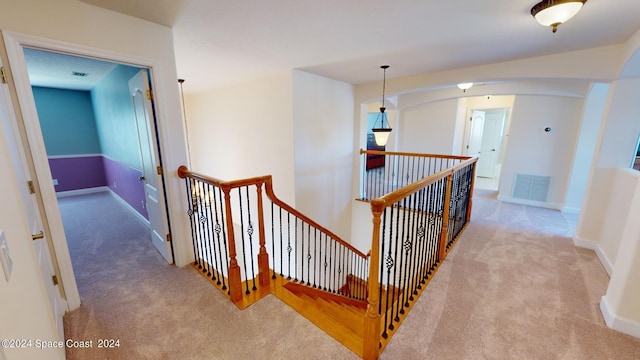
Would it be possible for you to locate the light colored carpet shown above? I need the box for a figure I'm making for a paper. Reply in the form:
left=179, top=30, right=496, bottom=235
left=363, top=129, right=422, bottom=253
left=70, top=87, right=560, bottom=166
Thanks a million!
left=60, top=190, right=640, bottom=359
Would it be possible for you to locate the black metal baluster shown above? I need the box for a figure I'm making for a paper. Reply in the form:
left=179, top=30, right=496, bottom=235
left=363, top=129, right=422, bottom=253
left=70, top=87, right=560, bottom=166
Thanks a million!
left=395, top=197, right=408, bottom=320
left=298, top=217, right=303, bottom=283
left=378, top=207, right=387, bottom=316
left=314, top=228, right=319, bottom=288
left=237, top=188, right=251, bottom=295
left=287, top=212, right=292, bottom=279
left=332, top=240, right=337, bottom=293
left=185, top=178, right=199, bottom=267
left=211, top=185, right=225, bottom=287
left=195, top=181, right=208, bottom=272
left=271, top=202, right=277, bottom=279
left=203, top=184, right=216, bottom=279
left=413, top=188, right=426, bottom=293
left=306, top=223, right=312, bottom=286
left=216, top=187, right=230, bottom=291
left=382, top=205, right=395, bottom=338
left=245, top=187, right=257, bottom=291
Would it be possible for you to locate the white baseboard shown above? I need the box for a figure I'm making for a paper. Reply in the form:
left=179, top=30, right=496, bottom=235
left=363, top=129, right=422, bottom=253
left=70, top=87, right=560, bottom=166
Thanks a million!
left=496, top=195, right=562, bottom=211
left=56, top=186, right=109, bottom=198
left=107, top=189, right=150, bottom=228
left=572, top=235, right=613, bottom=277
left=600, top=296, right=640, bottom=339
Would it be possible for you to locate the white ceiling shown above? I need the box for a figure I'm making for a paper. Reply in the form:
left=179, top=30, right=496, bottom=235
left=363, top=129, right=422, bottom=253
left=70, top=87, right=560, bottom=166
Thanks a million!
left=24, top=48, right=118, bottom=91
left=66, top=0, right=640, bottom=94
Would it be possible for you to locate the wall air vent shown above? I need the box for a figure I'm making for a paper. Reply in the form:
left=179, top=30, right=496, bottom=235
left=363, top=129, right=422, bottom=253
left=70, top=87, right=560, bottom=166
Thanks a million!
left=71, top=71, right=89, bottom=77
left=512, top=174, right=550, bottom=202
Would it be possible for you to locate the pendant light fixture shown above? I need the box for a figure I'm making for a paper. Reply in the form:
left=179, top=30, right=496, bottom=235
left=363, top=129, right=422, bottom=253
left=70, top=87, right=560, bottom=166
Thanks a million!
left=372, top=65, right=392, bottom=147
left=531, top=0, right=587, bottom=33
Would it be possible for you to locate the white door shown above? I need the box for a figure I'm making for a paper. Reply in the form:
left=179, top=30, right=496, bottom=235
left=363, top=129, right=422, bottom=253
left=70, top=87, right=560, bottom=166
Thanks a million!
left=129, top=70, right=173, bottom=263
left=476, top=110, right=506, bottom=178
left=0, top=61, right=66, bottom=340
left=465, top=110, right=485, bottom=157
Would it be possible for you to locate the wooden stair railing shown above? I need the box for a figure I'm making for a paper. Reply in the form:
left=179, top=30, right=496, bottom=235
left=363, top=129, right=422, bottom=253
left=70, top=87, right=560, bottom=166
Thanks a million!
left=177, top=152, right=476, bottom=360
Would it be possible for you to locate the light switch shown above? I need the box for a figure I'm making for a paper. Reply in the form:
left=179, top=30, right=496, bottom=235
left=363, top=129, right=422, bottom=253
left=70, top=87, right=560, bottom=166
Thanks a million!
left=0, top=230, right=13, bottom=282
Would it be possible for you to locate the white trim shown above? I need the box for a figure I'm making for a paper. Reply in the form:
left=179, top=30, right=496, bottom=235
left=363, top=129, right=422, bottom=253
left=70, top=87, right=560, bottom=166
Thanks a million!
left=496, top=194, right=562, bottom=211
left=107, top=189, right=150, bottom=228
left=600, top=296, right=640, bottom=339
left=47, top=153, right=102, bottom=159
left=561, top=206, right=581, bottom=215
left=55, top=186, right=108, bottom=198
left=573, top=235, right=613, bottom=276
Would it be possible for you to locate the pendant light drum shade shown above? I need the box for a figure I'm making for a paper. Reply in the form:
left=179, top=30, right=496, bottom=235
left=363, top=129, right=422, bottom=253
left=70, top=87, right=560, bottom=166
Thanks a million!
left=372, top=107, right=392, bottom=146
left=531, top=0, right=587, bottom=33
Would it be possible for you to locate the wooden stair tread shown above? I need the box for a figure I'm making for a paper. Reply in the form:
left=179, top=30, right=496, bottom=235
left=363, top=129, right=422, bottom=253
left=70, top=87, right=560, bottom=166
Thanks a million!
left=313, top=297, right=365, bottom=337
left=271, top=276, right=364, bottom=357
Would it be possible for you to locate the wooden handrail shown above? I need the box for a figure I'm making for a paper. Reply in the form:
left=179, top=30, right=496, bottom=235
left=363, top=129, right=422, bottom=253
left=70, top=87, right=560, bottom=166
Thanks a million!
left=262, top=177, right=369, bottom=259
left=178, top=165, right=270, bottom=190
left=360, top=148, right=473, bottom=161
left=178, top=165, right=369, bottom=260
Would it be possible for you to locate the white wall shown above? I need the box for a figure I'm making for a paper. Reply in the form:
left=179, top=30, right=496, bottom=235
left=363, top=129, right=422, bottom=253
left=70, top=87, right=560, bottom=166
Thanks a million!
left=0, top=97, right=63, bottom=360
left=599, top=169, right=640, bottom=339
left=292, top=71, right=354, bottom=238
left=0, top=1, right=187, bottom=358
left=398, top=99, right=458, bottom=154
left=577, top=77, right=640, bottom=262
left=498, top=95, right=583, bottom=209
left=186, top=72, right=296, bottom=204
left=563, top=83, right=608, bottom=213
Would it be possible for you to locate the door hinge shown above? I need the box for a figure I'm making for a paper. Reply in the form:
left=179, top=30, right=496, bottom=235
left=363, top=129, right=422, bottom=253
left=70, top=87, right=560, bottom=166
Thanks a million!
left=146, top=89, right=153, bottom=101
left=156, top=165, right=163, bottom=175
left=52, top=275, right=59, bottom=286
left=0, top=67, right=6, bottom=84
left=27, top=180, right=36, bottom=194
left=166, top=233, right=172, bottom=242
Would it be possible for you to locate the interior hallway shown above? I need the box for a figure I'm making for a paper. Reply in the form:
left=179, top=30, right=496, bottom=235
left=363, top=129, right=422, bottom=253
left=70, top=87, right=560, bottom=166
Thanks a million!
left=59, top=191, right=640, bottom=359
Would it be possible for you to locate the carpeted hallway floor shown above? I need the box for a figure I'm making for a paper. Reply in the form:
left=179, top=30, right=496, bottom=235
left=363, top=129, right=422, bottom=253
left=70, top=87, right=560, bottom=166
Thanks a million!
left=60, top=189, right=640, bottom=359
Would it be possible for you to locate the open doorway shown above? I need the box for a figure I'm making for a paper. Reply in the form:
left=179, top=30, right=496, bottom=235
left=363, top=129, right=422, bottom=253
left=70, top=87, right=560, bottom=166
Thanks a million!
left=21, top=48, right=174, bottom=304
left=463, top=107, right=510, bottom=191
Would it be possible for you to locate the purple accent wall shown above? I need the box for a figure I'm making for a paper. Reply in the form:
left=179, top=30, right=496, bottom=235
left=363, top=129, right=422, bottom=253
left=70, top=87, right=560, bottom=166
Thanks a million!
left=49, top=156, right=106, bottom=192
left=48, top=155, right=148, bottom=221
left=102, top=156, right=149, bottom=220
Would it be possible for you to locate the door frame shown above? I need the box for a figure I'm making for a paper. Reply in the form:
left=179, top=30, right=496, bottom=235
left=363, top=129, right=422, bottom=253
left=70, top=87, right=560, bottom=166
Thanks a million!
left=1, top=31, right=181, bottom=310
left=465, top=106, right=510, bottom=182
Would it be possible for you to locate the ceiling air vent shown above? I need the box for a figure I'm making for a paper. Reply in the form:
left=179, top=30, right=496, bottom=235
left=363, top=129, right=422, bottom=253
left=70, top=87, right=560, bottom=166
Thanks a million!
left=512, top=174, right=550, bottom=202
left=71, top=71, right=89, bottom=77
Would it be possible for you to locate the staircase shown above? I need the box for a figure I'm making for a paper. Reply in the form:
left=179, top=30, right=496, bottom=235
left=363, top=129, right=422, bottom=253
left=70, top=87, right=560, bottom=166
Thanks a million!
left=178, top=152, right=477, bottom=359
left=271, top=276, right=367, bottom=356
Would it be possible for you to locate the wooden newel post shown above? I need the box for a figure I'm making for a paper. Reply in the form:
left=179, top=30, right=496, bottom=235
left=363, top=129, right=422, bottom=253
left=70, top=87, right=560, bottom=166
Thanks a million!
left=223, top=185, right=243, bottom=303
left=364, top=200, right=384, bottom=360
left=438, top=171, right=453, bottom=261
left=256, top=180, right=270, bottom=288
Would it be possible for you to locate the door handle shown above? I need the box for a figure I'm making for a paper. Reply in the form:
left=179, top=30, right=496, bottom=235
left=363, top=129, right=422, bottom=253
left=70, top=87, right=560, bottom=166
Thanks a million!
left=491, top=149, right=496, bottom=151
left=32, top=231, right=44, bottom=241
left=139, top=176, right=146, bottom=181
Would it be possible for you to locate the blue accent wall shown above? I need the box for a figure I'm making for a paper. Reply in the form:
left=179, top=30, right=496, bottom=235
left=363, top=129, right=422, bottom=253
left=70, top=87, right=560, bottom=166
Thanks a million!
left=32, top=86, right=102, bottom=156
left=91, top=64, right=143, bottom=169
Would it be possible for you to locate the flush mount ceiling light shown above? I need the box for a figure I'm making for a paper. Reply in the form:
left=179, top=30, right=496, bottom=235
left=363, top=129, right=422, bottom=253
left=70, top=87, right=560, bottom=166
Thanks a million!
left=372, top=65, right=392, bottom=147
left=531, top=0, right=587, bottom=33
left=457, top=82, right=473, bottom=92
